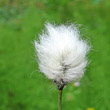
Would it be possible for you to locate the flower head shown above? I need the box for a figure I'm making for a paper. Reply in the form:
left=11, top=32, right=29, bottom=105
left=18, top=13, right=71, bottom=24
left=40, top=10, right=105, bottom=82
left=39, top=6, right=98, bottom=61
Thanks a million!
left=35, top=23, right=90, bottom=90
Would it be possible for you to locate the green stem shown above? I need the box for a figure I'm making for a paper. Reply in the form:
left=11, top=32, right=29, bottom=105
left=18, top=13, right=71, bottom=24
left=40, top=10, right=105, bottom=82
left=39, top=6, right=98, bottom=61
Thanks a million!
left=58, top=89, right=63, bottom=110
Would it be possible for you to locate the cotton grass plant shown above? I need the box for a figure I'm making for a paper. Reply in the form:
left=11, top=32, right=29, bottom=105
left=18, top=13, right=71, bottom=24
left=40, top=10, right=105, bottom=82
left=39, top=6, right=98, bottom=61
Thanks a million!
left=35, top=23, right=90, bottom=110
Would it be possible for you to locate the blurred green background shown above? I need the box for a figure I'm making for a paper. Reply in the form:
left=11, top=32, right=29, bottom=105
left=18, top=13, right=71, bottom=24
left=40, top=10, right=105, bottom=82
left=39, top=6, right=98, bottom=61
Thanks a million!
left=0, top=0, right=110, bottom=110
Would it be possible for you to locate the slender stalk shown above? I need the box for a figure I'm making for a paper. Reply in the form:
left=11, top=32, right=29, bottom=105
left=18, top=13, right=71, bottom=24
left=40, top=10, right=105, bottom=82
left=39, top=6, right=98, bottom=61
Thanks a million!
left=58, top=89, right=63, bottom=110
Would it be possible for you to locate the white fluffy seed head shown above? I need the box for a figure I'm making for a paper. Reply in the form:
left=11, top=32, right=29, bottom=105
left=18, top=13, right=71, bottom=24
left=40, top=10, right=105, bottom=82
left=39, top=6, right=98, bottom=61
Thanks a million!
left=35, top=23, right=90, bottom=89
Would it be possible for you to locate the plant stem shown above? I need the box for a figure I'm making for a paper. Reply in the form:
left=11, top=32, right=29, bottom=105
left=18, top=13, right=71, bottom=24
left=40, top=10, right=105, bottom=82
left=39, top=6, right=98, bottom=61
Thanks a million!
left=58, top=89, right=63, bottom=110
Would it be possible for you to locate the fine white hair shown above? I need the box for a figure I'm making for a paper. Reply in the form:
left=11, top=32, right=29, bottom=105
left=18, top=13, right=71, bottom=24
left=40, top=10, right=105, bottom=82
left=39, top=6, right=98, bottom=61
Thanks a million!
left=35, top=23, right=90, bottom=89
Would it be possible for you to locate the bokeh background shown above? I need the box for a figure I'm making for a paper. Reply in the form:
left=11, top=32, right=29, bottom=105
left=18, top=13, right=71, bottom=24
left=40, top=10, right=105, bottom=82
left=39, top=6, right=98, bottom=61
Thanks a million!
left=0, top=0, right=110, bottom=110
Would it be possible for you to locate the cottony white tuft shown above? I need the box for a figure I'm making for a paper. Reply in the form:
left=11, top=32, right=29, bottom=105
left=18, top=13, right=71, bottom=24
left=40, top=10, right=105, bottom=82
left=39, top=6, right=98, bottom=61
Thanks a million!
left=35, top=23, right=90, bottom=89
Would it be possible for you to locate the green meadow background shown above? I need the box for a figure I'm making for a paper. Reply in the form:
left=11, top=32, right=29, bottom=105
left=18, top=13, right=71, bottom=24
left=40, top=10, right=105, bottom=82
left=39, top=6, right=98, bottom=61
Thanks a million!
left=0, top=0, right=110, bottom=110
